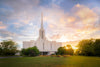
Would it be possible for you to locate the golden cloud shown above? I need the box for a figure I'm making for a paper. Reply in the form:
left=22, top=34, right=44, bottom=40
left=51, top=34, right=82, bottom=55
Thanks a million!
left=67, top=17, right=76, bottom=23
left=45, top=4, right=100, bottom=42
left=74, top=4, right=98, bottom=24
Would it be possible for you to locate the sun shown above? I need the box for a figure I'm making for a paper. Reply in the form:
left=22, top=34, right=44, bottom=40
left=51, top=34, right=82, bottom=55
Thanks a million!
left=72, top=46, right=78, bottom=50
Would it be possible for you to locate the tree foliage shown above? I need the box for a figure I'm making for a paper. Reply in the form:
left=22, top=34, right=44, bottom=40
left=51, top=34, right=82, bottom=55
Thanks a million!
left=66, top=45, right=74, bottom=55
left=76, top=39, right=100, bottom=56
left=94, top=39, right=100, bottom=56
left=0, top=40, right=18, bottom=56
left=57, top=45, right=74, bottom=55
left=21, top=46, right=40, bottom=56
left=56, top=47, right=66, bottom=55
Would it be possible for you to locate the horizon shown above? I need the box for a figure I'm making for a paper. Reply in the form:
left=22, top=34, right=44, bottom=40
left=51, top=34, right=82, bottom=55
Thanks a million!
left=0, top=0, right=100, bottom=49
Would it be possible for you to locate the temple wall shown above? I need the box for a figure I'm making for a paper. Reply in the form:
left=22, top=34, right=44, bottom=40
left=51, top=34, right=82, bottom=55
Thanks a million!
left=23, top=39, right=63, bottom=52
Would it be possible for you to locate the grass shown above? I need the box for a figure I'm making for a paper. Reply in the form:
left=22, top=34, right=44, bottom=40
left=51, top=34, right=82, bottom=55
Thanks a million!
left=0, top=56, right=100, bottom=67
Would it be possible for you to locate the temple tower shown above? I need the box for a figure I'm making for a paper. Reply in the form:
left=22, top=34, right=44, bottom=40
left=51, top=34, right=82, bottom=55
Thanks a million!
left=39, top=12, right=45, bottom=39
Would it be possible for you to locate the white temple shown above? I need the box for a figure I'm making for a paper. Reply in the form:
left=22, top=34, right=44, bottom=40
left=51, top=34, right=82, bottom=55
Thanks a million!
left=23, top=13, right=63, bottom=55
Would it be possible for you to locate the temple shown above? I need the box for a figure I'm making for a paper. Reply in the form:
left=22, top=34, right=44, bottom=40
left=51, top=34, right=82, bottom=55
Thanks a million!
left=23, top=13, right=63, bottom=55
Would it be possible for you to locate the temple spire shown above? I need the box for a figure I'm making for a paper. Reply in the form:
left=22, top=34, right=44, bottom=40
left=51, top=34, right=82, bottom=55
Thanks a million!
left=41, top=12, right=43, bottom=29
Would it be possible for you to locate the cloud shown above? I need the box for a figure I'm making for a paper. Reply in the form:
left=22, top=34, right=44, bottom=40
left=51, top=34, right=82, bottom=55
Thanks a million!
left=73, top=4, right=98, bottom=24
left=67, top=16, right=76, bottom=23
left=0, top=0, right=100, bottom=46
left=0, top=26, right=6, bottom=29
left=0, top=21, right=7, bottom=29
left=42, top=4, right=100, bottom=41
left=1, top=0, right=40, bottom=11
left=0, top=30, right=19, bottom=38
left=0, top=0, right=40, bottom=25
left=0, top=21, right=3, bottom=24
left=49, top=34, right=61, bottom=41
left=92, top=7, right=100, bottom=14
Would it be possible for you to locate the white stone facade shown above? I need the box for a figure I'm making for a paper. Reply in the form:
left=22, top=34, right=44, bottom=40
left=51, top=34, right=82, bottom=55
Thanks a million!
left=23, top=13, right=63, bottom=55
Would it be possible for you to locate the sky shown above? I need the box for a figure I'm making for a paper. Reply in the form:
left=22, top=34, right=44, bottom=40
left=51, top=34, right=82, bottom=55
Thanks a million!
left=0, top=0, right=100, bottom=48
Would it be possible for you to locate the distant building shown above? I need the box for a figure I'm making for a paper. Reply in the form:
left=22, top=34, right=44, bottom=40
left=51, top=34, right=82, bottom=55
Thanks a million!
left=23, top=13, right=63, bottom=55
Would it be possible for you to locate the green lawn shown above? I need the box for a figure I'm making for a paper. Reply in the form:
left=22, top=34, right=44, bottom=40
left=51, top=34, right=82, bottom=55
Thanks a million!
left=0, top=56, right=100, bottom=67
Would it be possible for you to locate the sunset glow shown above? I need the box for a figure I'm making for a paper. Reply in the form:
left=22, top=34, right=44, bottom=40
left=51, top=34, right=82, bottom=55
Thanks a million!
left=72, top=46, right=78, bottom=50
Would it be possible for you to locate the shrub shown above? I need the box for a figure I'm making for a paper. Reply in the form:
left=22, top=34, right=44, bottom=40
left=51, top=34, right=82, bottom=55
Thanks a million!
left=21, top=46, right=40, bottom=57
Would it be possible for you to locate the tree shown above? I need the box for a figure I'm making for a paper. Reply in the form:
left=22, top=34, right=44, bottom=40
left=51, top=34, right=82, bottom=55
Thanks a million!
left=77, top=39, right=95, bottom=56
left=0, top=40, right=18, bottom=56
left=21, top=46, right=40, bottom=56
left=56, top=47, right=66, bottom=55
left=66, top=45, right=74, bottom=55
left=76, top=39, right=100, bottom=56
left=0, top=46, right=2, bottom=55
left=56, top=45, right=74, bottom=55
left=94, top=39, right=100, bottom=56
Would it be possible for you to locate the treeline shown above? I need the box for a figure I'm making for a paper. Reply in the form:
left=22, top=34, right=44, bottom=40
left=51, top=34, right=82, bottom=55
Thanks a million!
left=0, top=39, right=100, bottom=57
left=56, top=39, right=100, bottom=56
left=76, top=39, right=100, bottom=56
